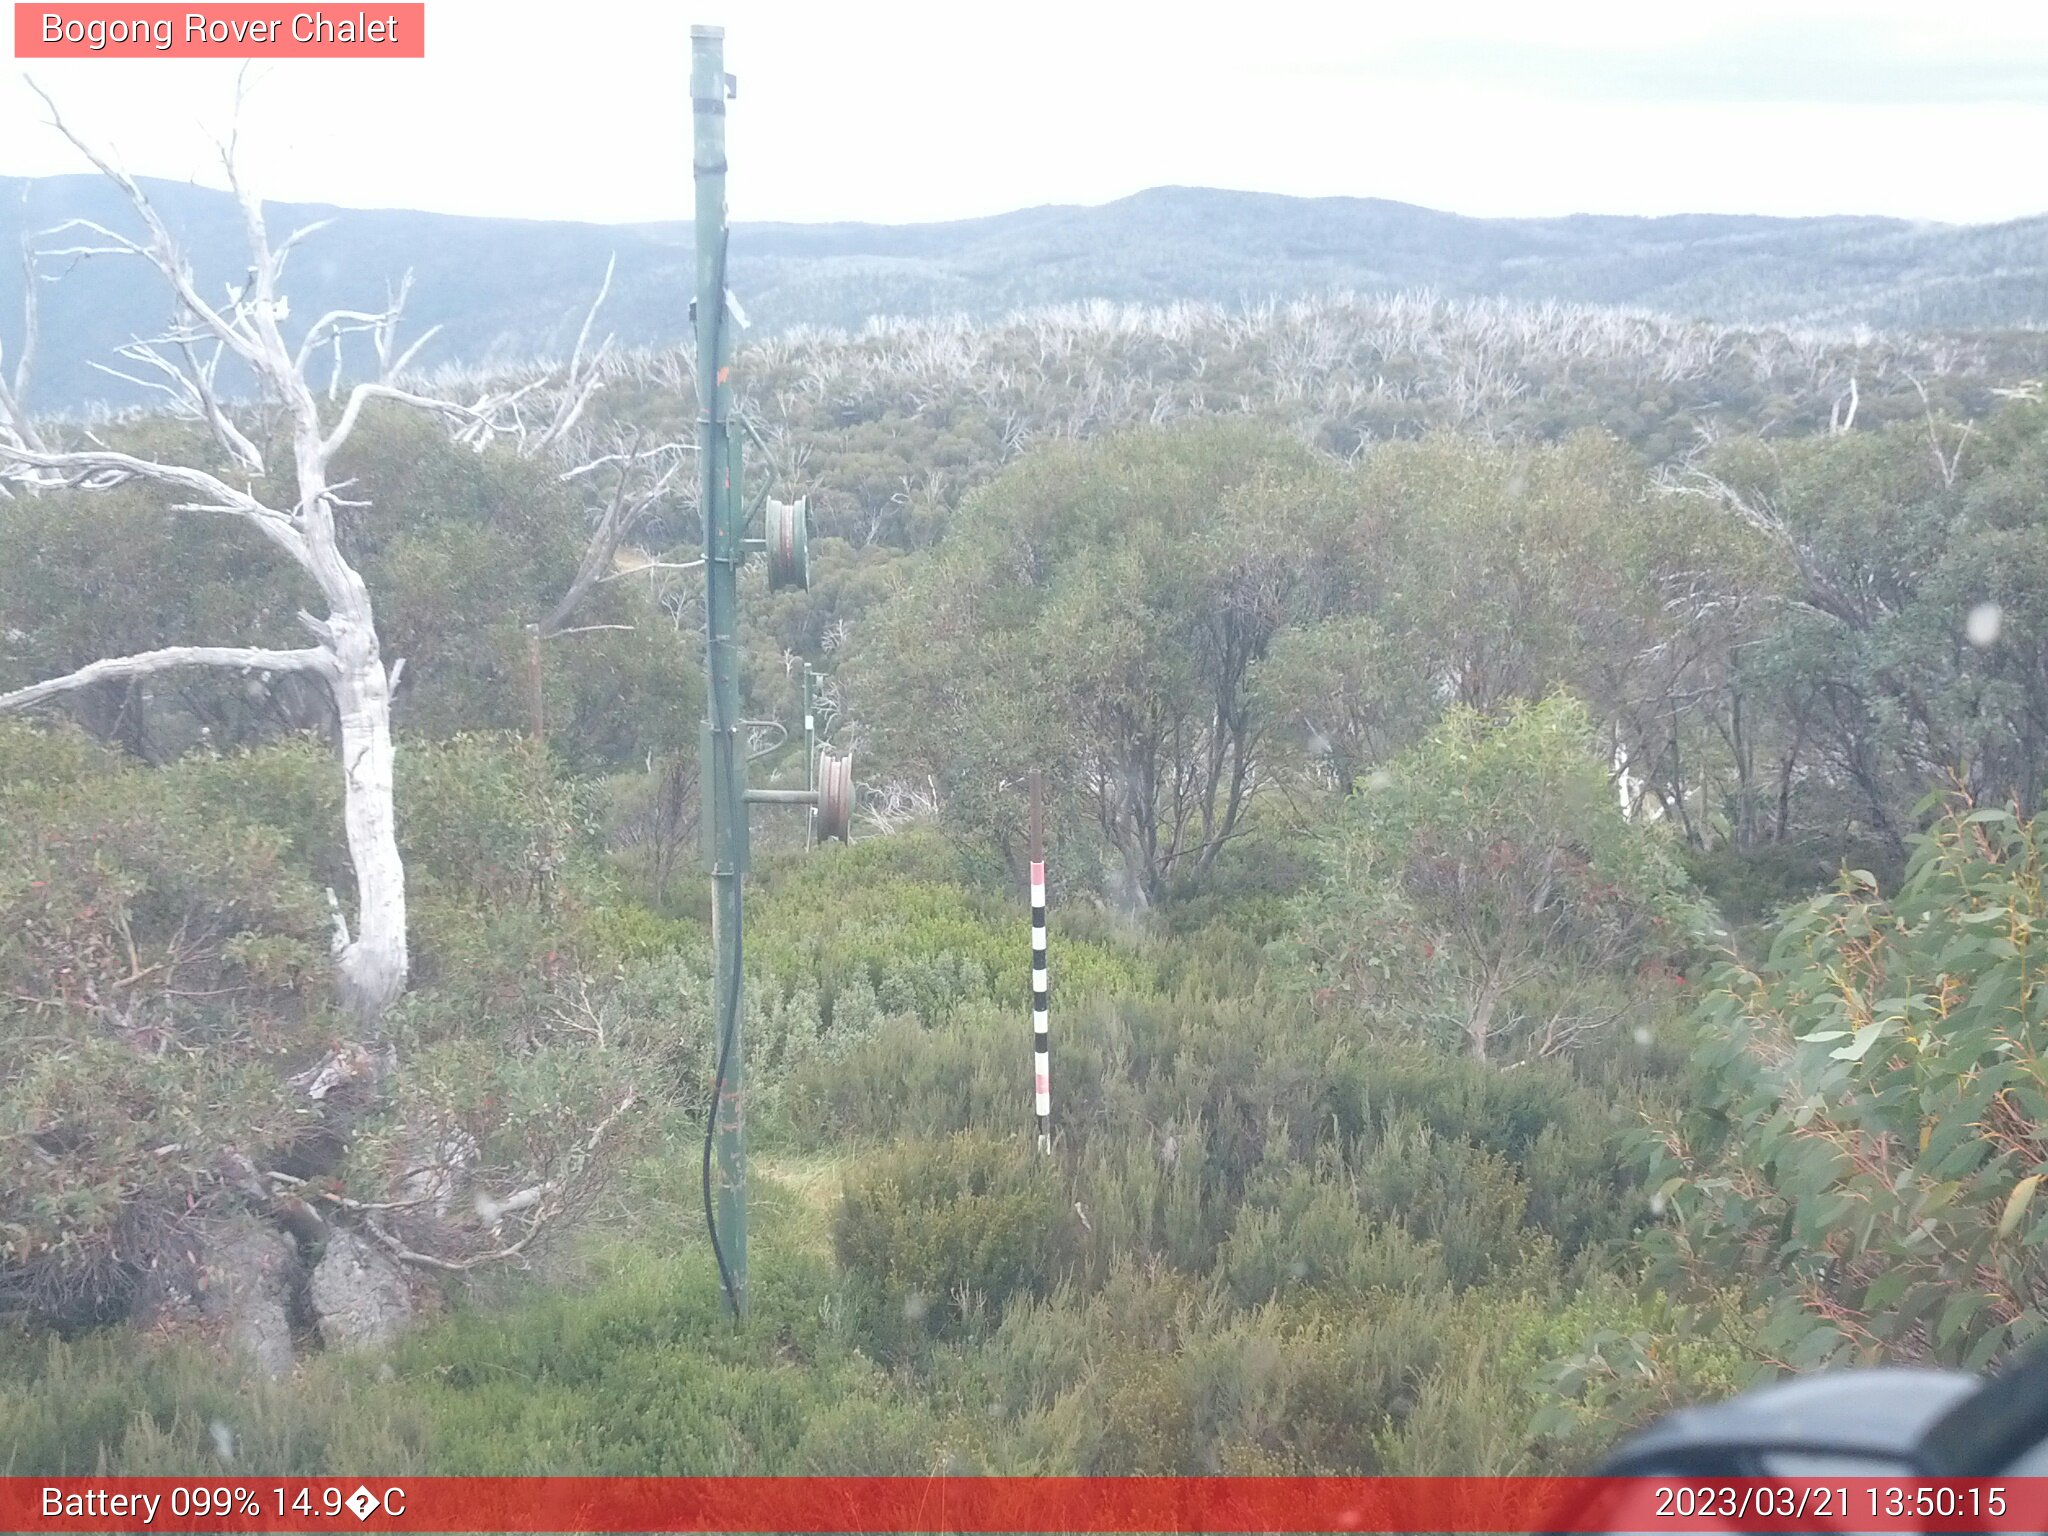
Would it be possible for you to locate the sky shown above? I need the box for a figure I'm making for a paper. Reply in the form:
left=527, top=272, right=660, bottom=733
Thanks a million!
left=3, top=0, right=2046, bottom=227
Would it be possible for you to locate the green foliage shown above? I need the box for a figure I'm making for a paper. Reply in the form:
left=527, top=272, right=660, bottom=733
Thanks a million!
left=1291, top=696, right=1713, bottom=1062
left=0, top=429, right=317, bottom=763
left=20, top=259, right=2041, bottom=1483
left=0, top=1170, right=946, bottom=1476
left=0, top=724, right=663, bottom=1329
left=748, top=831, right=1150, bottom=1032
left=1361, top=432, right=1678, bottom=716
left=339, top=409, right=700, bottom=775
left=1521, top=1279, right=1760, bottom=1468
left=1702, top=403, right=2048, bottom=848
left=1218, top=1165, right=1451, bottom=1305
left=1251, top=613, right=1437, bottom=789
left=833, top=1133, right=1070, bottom=1355
left=398, top=734, right=585, bottom=910
left=1652, top=800, right=2048, bottom=1370
left=0, top=409, right=697, bottom=776
left=850, top=421, right=1347, bottom=904
left=0, top=721, right=331, bottom=1323
left=0, top=1323, right=433, bottom=1475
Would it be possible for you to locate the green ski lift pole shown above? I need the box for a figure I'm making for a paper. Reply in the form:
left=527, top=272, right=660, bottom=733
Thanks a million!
left=694, top=22, right=748, bottom=1319
left=692, top=27, right=844, bottom=1319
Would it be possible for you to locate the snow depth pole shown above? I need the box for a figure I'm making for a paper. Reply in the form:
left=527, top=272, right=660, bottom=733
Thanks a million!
left=1029, top=769, right=1051, bottom=1153
left=694, top=22, right=749, bottom=1319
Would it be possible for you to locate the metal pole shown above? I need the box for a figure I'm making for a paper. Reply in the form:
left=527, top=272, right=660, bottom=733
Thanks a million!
left=1029, top=769, right=1051, bottom=1153
left=804, top=667, right=817, bottom=851
left=693, top=22, right=747, bottom=1318
left=742, top=788, right=820, bottom=806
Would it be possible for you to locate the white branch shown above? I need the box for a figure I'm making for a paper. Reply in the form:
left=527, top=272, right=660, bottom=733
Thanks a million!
left=0, top=443, right=305, bottom=559
left=522, top=257, right=616, bottom=456
left=322, top=382, right=500, bottom=460
left=27, top=86, right=270, bottom=377
left=0, top=644, right=332, bottom=712
left=365, top=1091, right=637, bottom=1271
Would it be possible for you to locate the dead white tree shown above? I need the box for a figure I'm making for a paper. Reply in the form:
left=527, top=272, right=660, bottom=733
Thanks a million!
left=0, top=92, right=531, bottom=1023
left=0, top=237, right=45, bottom=465
left=542, top=427, right=694, bottom=639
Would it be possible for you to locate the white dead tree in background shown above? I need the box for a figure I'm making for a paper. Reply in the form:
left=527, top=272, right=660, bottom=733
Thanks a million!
left=0, top=237, right=44, bottom=458
left=542, top=426, right=694, bottom=639
left=0, top=93, right=537, bottom=1023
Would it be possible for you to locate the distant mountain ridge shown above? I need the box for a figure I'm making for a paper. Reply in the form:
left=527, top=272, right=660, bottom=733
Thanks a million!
left=4, top=176, right=2046, bottom=411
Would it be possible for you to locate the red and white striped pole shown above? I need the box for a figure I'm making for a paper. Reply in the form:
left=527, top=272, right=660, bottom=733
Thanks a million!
left=1028, top=769, right=1051, bottom=1154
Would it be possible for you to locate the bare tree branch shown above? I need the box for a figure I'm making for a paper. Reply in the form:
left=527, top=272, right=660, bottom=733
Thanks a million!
left=0, top=645, right=333, bottom=712
left=353, top=1090, right=637, bottom=1272
left=0, top=443, right=307, bottom=557
left=4, top=90, right=630, bottom=1026
left=26, top=85, right=272, bottom=377
left=528, top=254, right=615, bottom=453
left=539, top=430, right=690, bottom=637
left=321, top=381, right=494, bottom=459
left=0, top=236, right=44, bottom=455
left=4, top=84, right=428, bottom=1021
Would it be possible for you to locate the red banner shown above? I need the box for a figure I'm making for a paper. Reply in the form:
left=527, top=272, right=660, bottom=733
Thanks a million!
left=13, top=5, right=425, bottom=58
left=5, top=1476, right=2048, bottom=1532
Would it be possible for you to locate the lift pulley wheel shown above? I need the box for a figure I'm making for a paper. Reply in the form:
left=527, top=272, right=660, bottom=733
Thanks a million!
left=815, top=747, right=854, bottom=843
left=765, top=497, right=810, bottom=592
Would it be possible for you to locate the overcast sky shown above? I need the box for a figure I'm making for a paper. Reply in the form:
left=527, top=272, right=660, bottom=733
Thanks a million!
left=3, top=0, right=2045, bottom=226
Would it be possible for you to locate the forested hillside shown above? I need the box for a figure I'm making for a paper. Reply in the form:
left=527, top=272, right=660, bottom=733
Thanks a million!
left=6, top=172, right=2048, bottom=1477
left=7, top=174, right=2048, bottom=411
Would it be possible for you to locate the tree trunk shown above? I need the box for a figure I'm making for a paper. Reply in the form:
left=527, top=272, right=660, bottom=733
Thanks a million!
left=1465, top=982, right=1498, bottom=1062
left=293, top=403, right=409, bottom=1026
left=328, top=607, right=408, bottom=1023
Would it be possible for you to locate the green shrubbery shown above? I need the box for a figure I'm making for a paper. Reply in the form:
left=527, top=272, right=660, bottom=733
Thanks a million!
left=0, top=780, right=1724, bottom=1475
left=747, top=831, right=1151, bottom=1029
left=21, top=390, right=2027, bottom=1484
left=1287, top=696, right=1712, bottom=1064
left=834, top=1133, right=1071, bottom=1357
left=1, top=721, right=334, bottom=1323
left=1652, top=799, right=2048, bottom=1372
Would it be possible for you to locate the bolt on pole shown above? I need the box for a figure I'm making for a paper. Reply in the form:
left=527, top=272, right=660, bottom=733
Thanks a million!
left=693, top=22, right=747, bottom=1319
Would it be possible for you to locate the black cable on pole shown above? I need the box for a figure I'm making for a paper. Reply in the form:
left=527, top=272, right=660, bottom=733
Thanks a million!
left=692, top=174, right=743, bottom=1317
left=702, top=934, right=741, bottom=1312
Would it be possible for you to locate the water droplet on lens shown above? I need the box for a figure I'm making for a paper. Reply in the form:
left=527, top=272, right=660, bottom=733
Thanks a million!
left=1967, top=602, right=2003, bottom=648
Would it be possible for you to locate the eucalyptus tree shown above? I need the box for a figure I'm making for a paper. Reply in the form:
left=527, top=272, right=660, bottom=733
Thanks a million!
left=1291, top=697, right=1710, bottom=1063
left=852, top=421, right=1345, bottom=905
left=1685, top=399, right=2048, bottom=850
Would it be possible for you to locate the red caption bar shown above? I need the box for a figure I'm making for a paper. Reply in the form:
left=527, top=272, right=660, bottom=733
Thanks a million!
left=14, top=4, right=424, bottom=57
left=6, top=1477, right=2048, bottom=1532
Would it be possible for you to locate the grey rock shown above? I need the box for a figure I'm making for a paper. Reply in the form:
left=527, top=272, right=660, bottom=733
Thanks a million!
left=134, top=1214, right=297, bottom=1379
left=210, top=1221, right=298, bottom=1379
left=308, top=1229, right=413, bottom=1351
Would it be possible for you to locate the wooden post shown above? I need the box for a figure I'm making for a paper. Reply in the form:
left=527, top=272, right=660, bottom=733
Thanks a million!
left=524, top=622, right=544, bottom=743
